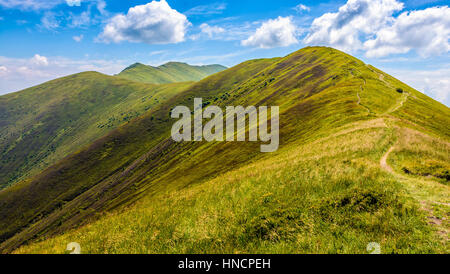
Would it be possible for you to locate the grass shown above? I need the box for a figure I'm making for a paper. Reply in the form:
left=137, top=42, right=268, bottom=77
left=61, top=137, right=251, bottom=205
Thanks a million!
left=388, top=126, right=450, bottom=184
left=1, top=46, right=448, bottom=254
left=0, top=61, right=227, bottom=190
left=0, top=72, right=193, bottom=190
left=14, top=120, right=446, bottom=254
left=116, top=62, right=227, bottom=84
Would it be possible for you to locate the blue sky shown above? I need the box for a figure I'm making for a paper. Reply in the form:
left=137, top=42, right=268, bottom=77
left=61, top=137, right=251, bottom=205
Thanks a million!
left=0, top=0, right=449, bottom=106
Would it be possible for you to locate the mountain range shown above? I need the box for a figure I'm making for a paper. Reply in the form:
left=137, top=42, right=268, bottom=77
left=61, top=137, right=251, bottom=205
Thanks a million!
left=117, top=62, right=227, bottom=84
left=0, top=47, right=448, bottom=254
left=0, top=62, right=226, bottom=190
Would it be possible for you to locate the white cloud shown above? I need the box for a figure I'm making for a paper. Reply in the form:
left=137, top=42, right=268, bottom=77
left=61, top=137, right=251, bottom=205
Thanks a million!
left=294, top=4, right=310, bottom=12
left=96, top=0, right=106, bottom=15
left=200, top=23, right=225, bottom=38
left=185, top=2, right=227, bottom=16
left=69, top=10, right=91, bottom=27
left=31, top=54, right=49, bottom=66
left=0, top=55, right=127, bottom=94
left=303, top=0, right=404, bottom=53
left=40, top=11, right=61, bottom=30
left=364, top=6, right=450, bottom=58
left=0, top=66, right=8, bottom=76
left=190, top=19, right=256, bottom=42
left=38, top=1, right=105, bottom=30
left=73, top=34, right=84, bottom=42
left=242, top=16, right=299, bottom=49
left=98, top=0, right=189, bottom=45
left=385, top=67, right=450, bottom=106
left=0, top=0, right=62, bottom=10
left=424, top=77, right=450, bottom=105
left=66, top=0, right=81, bottom=6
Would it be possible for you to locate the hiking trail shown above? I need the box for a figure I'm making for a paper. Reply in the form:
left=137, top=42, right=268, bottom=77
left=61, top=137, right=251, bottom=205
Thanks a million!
left=378, top=91, right=449, bottom=243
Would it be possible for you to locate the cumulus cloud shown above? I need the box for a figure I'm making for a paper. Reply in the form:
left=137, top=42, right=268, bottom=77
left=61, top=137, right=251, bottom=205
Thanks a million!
left=73, top=34, right=84, bottom=42
left=200, top=23, right=225, bottom=38
left=98, top=0, right=189, bottom=44
left=242, top=16, right=299, bottom=49
left=66, top=0, right=81, bottom=6
left=364, top=6, right=450, bottom=58
left=303, top=0, right=403, bottom=52
left=31, top=54, right=49, bottom=66
left=294, top=4, right=310, bottom=12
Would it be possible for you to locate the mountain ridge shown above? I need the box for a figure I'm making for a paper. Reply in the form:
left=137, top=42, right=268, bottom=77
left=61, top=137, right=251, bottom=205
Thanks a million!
left=117, top=62, right=227, bottom=84
left=0, top=71, right=193, bottom=190
left=0, top=46, right=448, bottom=254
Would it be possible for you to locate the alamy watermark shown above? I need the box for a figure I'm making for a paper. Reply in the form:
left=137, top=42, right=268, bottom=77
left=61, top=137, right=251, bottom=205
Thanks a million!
left=66, top=242, right=81, bottom=254
left=171, top=98, right=279, bottom=152
left=366, top=242, right=381, bottom=254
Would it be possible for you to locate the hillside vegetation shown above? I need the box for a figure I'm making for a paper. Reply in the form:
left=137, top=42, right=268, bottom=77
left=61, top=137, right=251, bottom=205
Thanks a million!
left=0, top=47, right=448, bottom=254
left=13, top=118, right=450, bottom=254
left=116, top=62, right=227, bottom=84
left=0, top=72, right=192, bottom=190
left=0, top=62, right=225, bottom=190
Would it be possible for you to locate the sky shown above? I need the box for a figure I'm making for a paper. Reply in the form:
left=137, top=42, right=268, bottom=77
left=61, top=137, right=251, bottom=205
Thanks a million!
left=0, top=0, right=449, bottom=106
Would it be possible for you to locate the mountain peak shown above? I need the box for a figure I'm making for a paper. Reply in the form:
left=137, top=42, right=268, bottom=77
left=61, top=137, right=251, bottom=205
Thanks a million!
left=161, top=61, right=188, bottom=66
left=117, top=61, right=227, bottom=84
left=122, top=62, right=148, bottom=72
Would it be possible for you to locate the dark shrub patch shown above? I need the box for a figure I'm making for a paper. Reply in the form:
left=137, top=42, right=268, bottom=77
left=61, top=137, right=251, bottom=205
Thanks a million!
left=402, top=160, right=449, bottom=182
left=320, top=189, right=390, bottom=214
left=243, top=206, right=303, bottom=242
left=402, top=167, right=411, bottom=174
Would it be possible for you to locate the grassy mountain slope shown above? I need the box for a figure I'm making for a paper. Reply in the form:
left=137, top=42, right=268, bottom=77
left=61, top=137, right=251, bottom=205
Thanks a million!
left=1, top=47, right=448, bottom=253
left=14, top=118, right=450, bottom=254
left=116, top=62, right=227, bottom=84
left=0, top=72, right=192, bottom=189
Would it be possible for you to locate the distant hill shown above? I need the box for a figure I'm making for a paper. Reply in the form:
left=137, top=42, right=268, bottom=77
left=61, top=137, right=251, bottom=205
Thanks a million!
left=0, top=72, right=191, bottom=190
left=0, top=47, right=448, bottom=254
left=116, top=62, right=227, bottom=84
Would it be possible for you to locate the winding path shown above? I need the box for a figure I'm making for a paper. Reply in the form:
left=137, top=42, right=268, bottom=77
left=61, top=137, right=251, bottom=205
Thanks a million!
left=357, top=79, right=371, bottom=114
left=377, top=90, right=449, bottom=243
left=379, top=140, right=449, bottom=242
left=357, top=65, right=449, bottom=243
left=380, top=146, right=395, bottom=173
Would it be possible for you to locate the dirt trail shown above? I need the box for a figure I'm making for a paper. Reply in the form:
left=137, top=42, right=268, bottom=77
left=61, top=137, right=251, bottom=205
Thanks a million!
left=380, top=146, right=394, bottom=173
left=357, top=66, right=448, bottom=243
left=382, top=150, right=449, bottom=242
left=380, top=130, right=449, bottom=242
left=385, top=92, right=410, bottom=114
left=378, top=93, right=449, bottom=243
left=357, top=79, right=371, bottom=114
